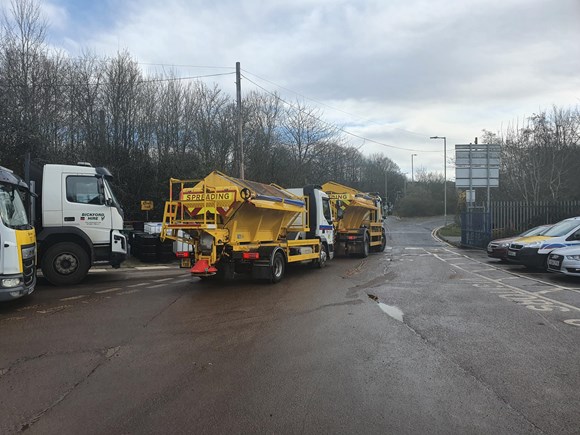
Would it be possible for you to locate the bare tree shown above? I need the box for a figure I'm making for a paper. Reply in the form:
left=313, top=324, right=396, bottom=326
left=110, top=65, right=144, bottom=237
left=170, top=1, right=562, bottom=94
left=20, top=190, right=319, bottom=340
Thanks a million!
left=0, top=0, right=49, bottom=165
left=280, top=100, right=341, bottom=184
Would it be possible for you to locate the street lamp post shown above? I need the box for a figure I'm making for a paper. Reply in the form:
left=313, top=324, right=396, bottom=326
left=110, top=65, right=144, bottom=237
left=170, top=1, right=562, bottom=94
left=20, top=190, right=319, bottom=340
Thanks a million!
left=430, top=136, right=447, bottom=226
left=411, top=154, right=417, bottom=183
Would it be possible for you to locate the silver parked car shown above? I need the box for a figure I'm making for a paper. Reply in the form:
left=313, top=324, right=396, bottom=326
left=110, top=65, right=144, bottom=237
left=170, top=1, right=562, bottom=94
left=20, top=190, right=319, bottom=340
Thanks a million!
left=546, top=245, right=580, bottom=277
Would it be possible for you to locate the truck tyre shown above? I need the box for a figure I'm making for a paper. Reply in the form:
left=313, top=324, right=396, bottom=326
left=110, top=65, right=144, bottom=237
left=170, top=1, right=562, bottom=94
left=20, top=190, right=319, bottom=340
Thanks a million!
left=361, top=232, right=370, bottom=258
left=271, top=251, right=285, bottom=283
left=41, top=242, right=90, bottom=286
left=379, top=228, right=387, bottom=252
left=316, top=243, right=328, bottom=268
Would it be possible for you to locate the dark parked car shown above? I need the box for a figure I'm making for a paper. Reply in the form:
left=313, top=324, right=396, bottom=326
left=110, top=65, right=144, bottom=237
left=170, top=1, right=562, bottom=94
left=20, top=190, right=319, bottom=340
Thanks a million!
left=487, top=224, right=552, bottom=260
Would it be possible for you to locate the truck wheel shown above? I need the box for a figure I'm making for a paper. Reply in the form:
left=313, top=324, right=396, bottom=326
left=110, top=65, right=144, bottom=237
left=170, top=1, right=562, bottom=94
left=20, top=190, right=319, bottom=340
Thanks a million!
left=41, top=242, right=90, bottom=286
left=316, top=243, right=328, bottom=268
left=271, top=251, right=285, bottom=283
left=379, top=229, right=387, bottom=252
left=361, top=233, right=370, bottom=258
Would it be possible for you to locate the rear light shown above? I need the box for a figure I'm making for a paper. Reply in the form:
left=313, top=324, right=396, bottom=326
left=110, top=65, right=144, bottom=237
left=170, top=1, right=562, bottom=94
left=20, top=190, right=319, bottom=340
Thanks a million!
left=175, top=251, right=190, bottom=258
left=242, top=252, right=260, bottom=260
left=348, top=236, right=356, bottom=240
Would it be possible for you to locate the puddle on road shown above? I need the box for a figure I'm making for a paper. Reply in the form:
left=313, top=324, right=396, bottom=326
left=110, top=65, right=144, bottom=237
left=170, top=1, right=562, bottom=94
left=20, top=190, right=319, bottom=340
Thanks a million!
left=378, top=303, right=404, bottom=322
left=367, top=293, right=404, bottom=322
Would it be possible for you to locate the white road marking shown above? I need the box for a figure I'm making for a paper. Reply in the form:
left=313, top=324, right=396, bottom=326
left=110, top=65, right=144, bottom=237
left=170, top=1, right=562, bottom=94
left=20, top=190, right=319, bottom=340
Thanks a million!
left=564, top=319, right=580, bottom=327
left=88, top=269, right=107, bottom=273
left=433, top=252, right=580, bottom=315
left=127, top=283, right=149, bottom=288
left=117, top=289, right=141, bottom=295
left=134, top=266, right=171, bottom=270
left=437, top=246, right=580, bottom=293
left=37, top=305, right=72, bottom=314
left=59, top=295, right=88, bottom=301
left=153, top=278, right=173, bottom=282
left=536, top=289, right=564, bottom=295
left=147, top=284, right=167, bottom=289
left=173, top=279, right=192, bottom=283
left=95, top=287, right=122, bottom=294
left=0, top=316, right=25, bottom=322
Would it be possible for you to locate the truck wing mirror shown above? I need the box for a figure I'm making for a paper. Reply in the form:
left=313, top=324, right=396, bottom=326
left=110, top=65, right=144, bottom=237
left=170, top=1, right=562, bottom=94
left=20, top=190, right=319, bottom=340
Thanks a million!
left=337, top=208, right=344, bottom=220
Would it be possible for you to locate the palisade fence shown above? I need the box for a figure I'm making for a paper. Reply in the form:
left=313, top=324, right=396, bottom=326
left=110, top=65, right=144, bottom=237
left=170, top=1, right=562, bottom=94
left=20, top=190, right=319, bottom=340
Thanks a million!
left=460, top=200, right=580, bottom=249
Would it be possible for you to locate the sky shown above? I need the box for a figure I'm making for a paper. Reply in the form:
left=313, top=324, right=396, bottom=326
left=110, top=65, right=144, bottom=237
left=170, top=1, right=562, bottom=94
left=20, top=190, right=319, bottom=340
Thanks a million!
left=5, top=0, right=580, bottom=179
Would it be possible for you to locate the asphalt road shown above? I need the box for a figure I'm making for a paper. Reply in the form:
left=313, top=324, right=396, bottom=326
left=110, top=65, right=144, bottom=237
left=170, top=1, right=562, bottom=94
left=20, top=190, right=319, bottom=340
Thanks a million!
left=1, top=216, right=579, bottom=434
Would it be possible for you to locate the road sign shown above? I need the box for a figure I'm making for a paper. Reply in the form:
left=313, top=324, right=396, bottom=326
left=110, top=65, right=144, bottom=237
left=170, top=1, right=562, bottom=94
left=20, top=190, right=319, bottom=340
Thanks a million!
left=455, top=143, right=500, bottom=189
left=141, top=200, right=154, bottom=211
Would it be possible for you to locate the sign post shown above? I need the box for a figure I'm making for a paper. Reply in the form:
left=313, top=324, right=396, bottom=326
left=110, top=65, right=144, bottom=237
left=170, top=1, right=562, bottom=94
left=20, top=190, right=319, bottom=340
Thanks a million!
left=141, top=200, right=154, bottom=221
left=455, top=144, right=500, bottom=210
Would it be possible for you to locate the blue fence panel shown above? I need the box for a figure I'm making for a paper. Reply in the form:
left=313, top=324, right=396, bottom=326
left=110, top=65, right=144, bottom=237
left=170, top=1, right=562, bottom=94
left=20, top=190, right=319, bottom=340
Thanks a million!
left=461, top=211, right=492, bottom=249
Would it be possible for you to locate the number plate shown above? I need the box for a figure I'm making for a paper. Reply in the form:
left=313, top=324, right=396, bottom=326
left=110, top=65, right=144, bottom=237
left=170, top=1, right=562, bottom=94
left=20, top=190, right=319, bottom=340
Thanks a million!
left=508, top=251, right=516, bottom=257
left=487, top=247, right=493, bottom=252
left=180, top=258, right=192, bottom=268
left=547, top=259, right=561, bottom=268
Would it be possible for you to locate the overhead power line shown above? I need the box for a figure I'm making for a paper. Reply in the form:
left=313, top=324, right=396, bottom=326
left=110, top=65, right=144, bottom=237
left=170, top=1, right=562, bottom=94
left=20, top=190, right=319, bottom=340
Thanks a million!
left=0, top=72, right=235, bottom=89
left=241, top=73, right=438, bottom=153
left=241, top=68, right=429, bottom=139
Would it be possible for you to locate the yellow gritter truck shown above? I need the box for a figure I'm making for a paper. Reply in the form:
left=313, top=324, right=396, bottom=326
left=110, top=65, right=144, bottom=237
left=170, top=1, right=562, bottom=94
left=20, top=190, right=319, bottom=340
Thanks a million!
left=0, top=166, right=36, bottom=301
left=322, top=181, right=386, bottom=257
left=161, top=171, right=334, bottom=283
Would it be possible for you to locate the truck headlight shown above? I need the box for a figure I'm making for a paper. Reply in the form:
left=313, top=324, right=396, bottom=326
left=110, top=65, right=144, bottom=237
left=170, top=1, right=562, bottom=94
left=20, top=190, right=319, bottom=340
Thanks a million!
left=2, top=278, right=21, bottom=288
left=21, top=246, right=35, bottom=259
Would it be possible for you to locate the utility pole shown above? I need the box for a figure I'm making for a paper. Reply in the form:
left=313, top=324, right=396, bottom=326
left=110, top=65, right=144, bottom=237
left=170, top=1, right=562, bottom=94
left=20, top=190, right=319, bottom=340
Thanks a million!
left=236, top=62, right=244, bottom=179
left=384, top=171, right=388, bottom=204
left=430, top=136, right=447, bottom=226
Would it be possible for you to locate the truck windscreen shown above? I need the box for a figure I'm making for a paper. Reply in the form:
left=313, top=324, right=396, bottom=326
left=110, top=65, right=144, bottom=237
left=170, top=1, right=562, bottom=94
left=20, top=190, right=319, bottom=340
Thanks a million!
left=0, top=183, right=30, bottom=229
left=103, top=178, right=124, bottom=218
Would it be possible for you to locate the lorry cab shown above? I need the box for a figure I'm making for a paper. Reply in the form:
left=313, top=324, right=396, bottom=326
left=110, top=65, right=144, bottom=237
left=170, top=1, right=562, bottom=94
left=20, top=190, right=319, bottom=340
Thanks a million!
left=0, top=166, right=36, bottom=301
left=287, top=186, right=335, bottom=261
left=43, top=164, right=124, bottom=252
left=29, top=162, right=127, bottom=285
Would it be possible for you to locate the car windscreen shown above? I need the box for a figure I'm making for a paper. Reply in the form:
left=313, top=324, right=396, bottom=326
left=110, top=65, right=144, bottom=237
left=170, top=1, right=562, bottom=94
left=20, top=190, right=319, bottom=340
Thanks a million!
left=521, top=226, right=544, bottom=237
left=541, top=220, right=580, bottom=237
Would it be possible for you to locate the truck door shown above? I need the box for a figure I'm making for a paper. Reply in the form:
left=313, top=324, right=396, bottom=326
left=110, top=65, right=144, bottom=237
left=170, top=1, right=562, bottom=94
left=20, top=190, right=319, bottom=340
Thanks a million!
left=62, top=173, right=112, bottom=246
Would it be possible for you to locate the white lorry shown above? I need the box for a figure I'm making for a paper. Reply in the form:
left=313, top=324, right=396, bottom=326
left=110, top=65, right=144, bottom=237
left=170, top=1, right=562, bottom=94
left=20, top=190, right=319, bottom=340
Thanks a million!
left=27, top=161, right=127, bottom=285
left=0, top=165, right=36, bottom=301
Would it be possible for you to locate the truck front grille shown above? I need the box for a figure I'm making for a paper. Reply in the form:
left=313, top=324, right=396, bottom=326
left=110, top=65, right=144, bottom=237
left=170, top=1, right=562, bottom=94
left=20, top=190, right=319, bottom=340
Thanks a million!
left=21, top=244, right=36, bottom=287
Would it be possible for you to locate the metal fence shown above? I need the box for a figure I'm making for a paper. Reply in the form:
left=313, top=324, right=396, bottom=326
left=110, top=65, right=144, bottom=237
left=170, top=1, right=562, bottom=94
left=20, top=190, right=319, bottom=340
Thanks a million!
left=490, top=200, right=580, bottom=235
left=459, top=201, right=580, bottom=249
left=461, top=210, right=492, bottom=249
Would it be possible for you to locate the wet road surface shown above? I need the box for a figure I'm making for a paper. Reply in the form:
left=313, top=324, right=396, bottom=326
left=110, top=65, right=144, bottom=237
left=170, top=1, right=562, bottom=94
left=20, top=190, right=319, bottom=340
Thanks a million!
left=1, top=216, right=579, bottom=434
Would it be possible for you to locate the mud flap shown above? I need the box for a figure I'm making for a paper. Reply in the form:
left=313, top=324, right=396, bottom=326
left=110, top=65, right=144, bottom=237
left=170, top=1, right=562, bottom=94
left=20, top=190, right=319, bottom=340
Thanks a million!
left=251, top=262, right=272, bottom=280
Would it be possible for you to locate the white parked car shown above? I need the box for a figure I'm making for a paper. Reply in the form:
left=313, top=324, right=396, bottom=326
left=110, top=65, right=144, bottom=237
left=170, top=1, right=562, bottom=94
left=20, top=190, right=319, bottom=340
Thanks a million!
left=546, top=245, right=580, bottom=277
left=507, top=216, right=580, bottom=269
